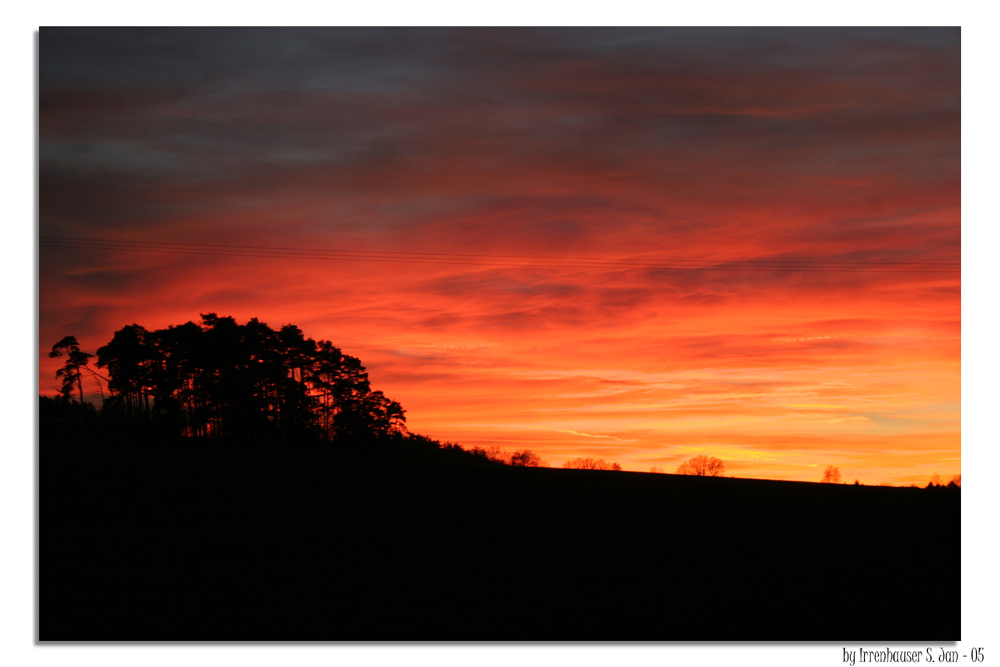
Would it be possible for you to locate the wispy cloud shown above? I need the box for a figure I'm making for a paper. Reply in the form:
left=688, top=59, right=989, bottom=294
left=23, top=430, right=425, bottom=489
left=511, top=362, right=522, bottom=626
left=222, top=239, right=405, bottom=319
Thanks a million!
left=550, top=429, right=636, bottom=442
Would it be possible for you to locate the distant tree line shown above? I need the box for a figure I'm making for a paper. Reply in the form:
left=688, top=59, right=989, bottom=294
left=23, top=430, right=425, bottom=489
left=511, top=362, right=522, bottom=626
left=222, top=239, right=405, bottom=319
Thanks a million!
left=462, top=445, right=547, bottom=467
left=562, top=457, right=622, bottom=471
left=821, top=467, right=960, bottom=489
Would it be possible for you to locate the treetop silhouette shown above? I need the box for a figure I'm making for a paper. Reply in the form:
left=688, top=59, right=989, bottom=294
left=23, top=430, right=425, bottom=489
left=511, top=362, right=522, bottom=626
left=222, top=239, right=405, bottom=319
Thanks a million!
left=676, top=455, right=725, bottom=477
left=821, top=465, right=842, bottom=483
left=56, top=313, right=407, bottom=446
left=49, top=335, right=104, bottom=404
left=562, top=457, right=622, bottom=471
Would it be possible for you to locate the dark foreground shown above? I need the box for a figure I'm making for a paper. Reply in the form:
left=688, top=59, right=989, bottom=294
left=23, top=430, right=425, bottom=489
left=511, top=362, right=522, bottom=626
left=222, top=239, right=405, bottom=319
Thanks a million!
left=40, top=443, right=960, bottom=641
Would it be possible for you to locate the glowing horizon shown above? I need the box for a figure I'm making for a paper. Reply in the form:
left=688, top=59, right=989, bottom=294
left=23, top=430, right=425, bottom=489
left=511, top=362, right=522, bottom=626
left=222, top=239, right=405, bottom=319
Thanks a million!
left=38, top=28, right=960, bottom=486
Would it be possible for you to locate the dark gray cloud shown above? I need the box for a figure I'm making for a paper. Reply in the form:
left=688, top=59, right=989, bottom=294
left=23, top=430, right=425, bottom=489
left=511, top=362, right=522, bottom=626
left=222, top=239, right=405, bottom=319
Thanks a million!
left=40, top=28, right=960, bottom=247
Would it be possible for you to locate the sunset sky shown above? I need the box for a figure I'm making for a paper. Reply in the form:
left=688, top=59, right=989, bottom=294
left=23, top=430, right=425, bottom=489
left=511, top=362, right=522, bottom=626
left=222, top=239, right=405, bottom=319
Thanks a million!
left=38, top=27, right=961, bottom=485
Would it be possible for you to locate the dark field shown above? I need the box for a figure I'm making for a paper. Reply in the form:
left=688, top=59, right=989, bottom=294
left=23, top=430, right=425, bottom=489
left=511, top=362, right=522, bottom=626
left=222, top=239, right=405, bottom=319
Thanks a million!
left=40, top=444, right=960, bottom=641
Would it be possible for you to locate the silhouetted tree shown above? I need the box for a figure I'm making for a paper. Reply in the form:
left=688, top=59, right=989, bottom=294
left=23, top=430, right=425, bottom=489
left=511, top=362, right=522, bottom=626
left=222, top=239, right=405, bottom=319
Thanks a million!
left=310, top=339, right=346, bottom=440
left=951, top=474, right=961, bottom=487
left=464, top=446, right=506, bottom=466
left=650, top=466, right=665, bottom=474
left=468, top=445, right=511, bottom=465
left=337, top=390, right=406, bottom=440
left=562, top=457, right=622, bottom=471
left=96, top=323, right=160, bottom=419
left=820, top=466, right=842, bottom=483
left=49, top=336, right=95, bottom=404
left=49, top=336, right=91, bottom=403
left=676, top=455, right=725, bottom=477
left=510, top=449, right=544, bottom=467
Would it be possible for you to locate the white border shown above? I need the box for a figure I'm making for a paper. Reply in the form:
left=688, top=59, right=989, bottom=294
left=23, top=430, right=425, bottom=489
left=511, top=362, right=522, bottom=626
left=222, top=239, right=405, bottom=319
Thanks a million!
left=7, top=4, right=995, bottom=667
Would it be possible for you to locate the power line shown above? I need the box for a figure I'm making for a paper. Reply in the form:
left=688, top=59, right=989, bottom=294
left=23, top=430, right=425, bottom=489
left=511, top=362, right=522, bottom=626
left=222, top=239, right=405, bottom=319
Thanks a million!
left=39, top=235, right=961, bottom=273
left=40, top=237, right=959, bottom=273
left=39, top=235, right=959, bottom=266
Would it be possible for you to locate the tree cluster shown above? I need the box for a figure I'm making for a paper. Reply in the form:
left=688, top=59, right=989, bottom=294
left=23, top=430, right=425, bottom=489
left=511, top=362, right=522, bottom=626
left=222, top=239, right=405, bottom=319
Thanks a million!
left=821, top=465, right=842, bottom=483
left=676, top=455, right=725, bottom=477
left=927, top=473, right=962, bottom=490
left=51, top=314, right=406, bottom=447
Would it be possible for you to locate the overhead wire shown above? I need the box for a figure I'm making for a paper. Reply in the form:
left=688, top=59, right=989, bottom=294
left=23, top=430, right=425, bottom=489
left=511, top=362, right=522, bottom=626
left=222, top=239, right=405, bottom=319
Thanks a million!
left=39, top=235, right=961, bottom=273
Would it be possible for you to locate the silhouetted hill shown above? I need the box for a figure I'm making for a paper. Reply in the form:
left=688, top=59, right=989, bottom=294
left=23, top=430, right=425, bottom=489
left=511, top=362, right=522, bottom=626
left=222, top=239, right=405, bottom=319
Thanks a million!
left=40, top=440, right=959, bottom=640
